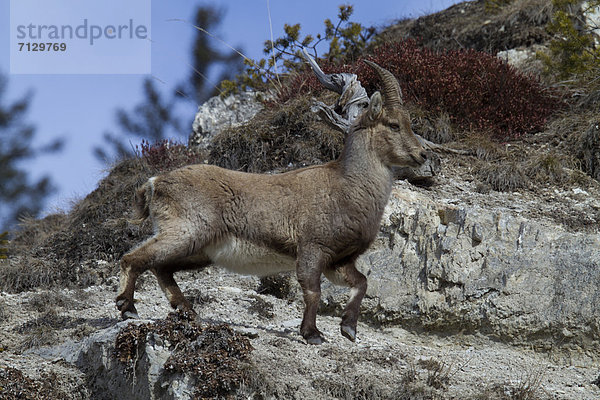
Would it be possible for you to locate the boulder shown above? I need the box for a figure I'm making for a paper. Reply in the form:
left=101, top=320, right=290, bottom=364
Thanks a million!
left=37, top=321, right=195, bottom=400
left=189, top=91, right=264, bottom=149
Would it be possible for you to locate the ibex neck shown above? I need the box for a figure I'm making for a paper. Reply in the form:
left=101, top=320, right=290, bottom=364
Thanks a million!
left=339, top=129, right=394, bottom=197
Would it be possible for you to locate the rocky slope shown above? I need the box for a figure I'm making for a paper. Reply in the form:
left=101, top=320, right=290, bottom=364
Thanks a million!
left=1, top=147, right=599, bottom=398
left=1, top=260, right=599, bottom=399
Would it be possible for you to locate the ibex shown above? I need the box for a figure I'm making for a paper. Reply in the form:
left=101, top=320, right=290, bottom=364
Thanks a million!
left=116, top=60, right=426, bottom=345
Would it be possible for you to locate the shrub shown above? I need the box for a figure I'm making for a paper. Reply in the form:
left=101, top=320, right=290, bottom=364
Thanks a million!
left=280, top=40, right=563, bottom=139
left=209, top=95, right=343, bottom=173
left=538, top=0, right=600, bottom=81
left=136, top=139, right=207, bottom=174
left=221, top=5, right=375, bottom=95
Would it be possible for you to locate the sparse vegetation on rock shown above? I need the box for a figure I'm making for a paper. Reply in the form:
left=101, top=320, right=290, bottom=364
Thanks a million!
left=116, top=311, right=253, bottom=399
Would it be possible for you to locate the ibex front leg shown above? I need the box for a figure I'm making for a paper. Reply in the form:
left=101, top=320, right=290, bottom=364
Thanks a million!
left=296, top=245, right=329, bottom=345
left=323, top=259, right=367, bottom=342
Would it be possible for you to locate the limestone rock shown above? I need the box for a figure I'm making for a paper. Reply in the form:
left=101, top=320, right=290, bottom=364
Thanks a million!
left=54, top=321, right=196, bottom=400
left=323, top=184, right=600, bottom=357
left=189, top=91, right=264, bottom=149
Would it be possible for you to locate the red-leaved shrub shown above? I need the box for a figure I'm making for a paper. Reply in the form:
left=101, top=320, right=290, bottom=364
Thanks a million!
left=280, top=40, right=563, bottom=139
left=136, top=139, right=206, bottom=173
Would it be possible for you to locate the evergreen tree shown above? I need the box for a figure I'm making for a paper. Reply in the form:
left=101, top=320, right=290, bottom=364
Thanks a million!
left=94, top=78, right=180, bottom=162
left=95, top=5, right=243, bottom=163
left=0, top=74, right=63, bottom=232
left=182, top=5, right=244, bottom=103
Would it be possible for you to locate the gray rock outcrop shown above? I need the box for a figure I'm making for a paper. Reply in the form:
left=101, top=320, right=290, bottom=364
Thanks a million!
left=35, top=321, right=195, bottom=400
left=323, top=182, right=600, bottom=359
left=189, top=91, right=264, bottom=149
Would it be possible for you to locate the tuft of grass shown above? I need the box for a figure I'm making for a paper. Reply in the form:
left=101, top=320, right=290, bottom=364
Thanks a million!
left=409, top=105, right=456, bottom=145
left=136, top=139, right=207, bottom=174
left=10, top=214, right=67, bottom=253
left=0, top=231, right=8, bottom=260
left=512, top=366, right=546, bottom=400
left=417, top=358, right=457, bottom=391
left=524, top=151, right=574, bottom=184
left=474, top=366, right=546, bottom=399
left=26, top=291, right=79, bottom=313
left=257, top=273, right=295, bottom=300
left=15, top=310, right=67, bottom=351
left=478, top=161, right=530, bottom=192
left=579, top=122, right=600, bottom=181
left=0, top=299, right=7, bottom=324
left=0, top=257, right=84, bottom=294
left=312, top=373, right=398, bottom=400
left=247, top=294, right=275, bottom=320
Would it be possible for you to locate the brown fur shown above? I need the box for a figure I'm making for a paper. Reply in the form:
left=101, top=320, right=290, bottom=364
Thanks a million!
left=116, top=67, right=426, bottom=345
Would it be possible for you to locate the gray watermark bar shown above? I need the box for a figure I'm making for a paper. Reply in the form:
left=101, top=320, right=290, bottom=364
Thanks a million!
left=10, top=0, right=151, bottom=74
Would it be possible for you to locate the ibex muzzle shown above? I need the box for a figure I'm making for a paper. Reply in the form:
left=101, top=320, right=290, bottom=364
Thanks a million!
left=116, top=61, right=426, bottom=345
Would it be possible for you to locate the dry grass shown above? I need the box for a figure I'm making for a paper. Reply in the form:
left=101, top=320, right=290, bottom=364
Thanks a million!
left=14, top=310, right=68, bottom=351
left=442, top=107, right=600, bottom=198
left=0, top=299, right=7, bottom=324
left=409, top=105, right=456, bottom=144
left=419, top=358, right=452, bottom=390
left=26, top=291, right=82, bottom=313
left=376, top=0, right=553, bottom=54
left=541, top=110, right=600, bottom=182
left=311, top=374, right=399, bottom=400
left=0, top=367, right=77, bottom=400
left=1, top=158, right=153, bottom=293
left=477, top=161, right=530, bottom=192
left=473, top=366, right=547, bottom=399
left=209, top=94, right=343, bottom=173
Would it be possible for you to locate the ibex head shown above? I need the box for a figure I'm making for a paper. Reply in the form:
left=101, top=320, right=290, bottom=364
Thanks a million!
left=361, top=60, right=427, bottom=168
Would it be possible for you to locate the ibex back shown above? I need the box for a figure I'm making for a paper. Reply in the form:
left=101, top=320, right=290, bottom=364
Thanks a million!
left=116, top=61, right=426, bottom=344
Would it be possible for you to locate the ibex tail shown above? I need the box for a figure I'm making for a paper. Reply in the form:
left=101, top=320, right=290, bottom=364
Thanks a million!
left=131, top=177, right=155, bottom=222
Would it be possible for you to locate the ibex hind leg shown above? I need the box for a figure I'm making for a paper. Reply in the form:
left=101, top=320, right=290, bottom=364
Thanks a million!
left=153, top=256, right=210, bottom=313
left=323, top=261, right=367, bottom=342
left=116, top=231, right=199, bottom=320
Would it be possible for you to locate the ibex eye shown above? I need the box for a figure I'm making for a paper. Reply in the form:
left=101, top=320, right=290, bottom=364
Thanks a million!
left=390, top=123, right=400, bottom=131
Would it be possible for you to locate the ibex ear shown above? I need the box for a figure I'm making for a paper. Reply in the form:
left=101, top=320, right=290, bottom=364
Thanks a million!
left=368, top=91, right=383, bottom=121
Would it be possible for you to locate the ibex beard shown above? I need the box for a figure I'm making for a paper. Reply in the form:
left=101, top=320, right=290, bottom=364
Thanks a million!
left=116, top=60, right=427, bottom=345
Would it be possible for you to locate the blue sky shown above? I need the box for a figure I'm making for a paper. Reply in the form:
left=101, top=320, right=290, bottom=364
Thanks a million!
left=1, top=0, right=460, bottom=221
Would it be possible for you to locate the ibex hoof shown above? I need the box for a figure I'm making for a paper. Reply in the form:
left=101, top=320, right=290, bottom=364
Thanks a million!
left=306, top=335, right=325, bottom=345
left=122, top=311, right=140, bottom=320
left=341, top=325, right=356, bottom=342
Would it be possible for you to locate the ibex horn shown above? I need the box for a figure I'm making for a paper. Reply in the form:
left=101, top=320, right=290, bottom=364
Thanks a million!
left=364, top=60, right=403, bottom=107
